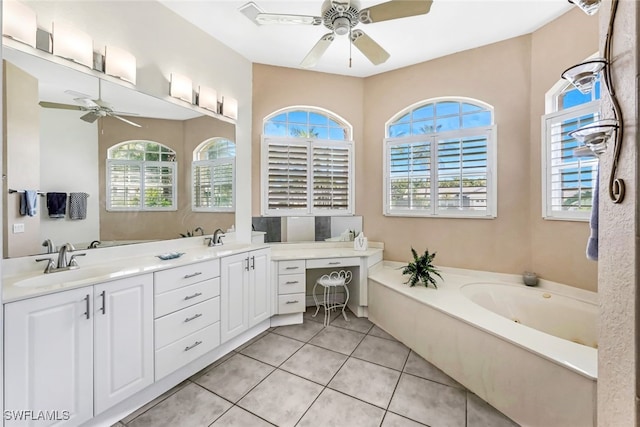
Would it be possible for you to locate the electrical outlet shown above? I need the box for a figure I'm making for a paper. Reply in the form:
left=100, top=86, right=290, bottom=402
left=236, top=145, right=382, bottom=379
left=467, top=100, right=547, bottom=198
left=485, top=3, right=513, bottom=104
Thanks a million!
left=13, top=223, right=25, bottom=233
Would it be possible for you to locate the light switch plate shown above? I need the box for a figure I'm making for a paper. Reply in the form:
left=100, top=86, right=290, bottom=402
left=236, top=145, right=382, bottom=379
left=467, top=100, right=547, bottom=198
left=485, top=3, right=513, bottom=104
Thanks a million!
left=13, top=223, right=25, bottom=233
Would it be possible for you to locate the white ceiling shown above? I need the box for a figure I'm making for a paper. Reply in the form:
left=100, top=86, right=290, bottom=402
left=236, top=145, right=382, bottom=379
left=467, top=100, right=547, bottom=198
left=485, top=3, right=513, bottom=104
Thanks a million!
left=160, top=0, right=574, bottom=78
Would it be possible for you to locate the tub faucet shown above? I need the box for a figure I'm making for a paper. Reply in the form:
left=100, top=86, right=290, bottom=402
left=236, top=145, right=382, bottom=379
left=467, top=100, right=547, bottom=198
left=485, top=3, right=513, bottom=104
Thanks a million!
left=206, top=229, right=225, bottom=247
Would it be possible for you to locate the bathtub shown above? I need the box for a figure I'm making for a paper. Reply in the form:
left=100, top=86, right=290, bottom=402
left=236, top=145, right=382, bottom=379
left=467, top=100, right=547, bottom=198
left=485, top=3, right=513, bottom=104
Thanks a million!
left=367, top=262, right=597, bottom=427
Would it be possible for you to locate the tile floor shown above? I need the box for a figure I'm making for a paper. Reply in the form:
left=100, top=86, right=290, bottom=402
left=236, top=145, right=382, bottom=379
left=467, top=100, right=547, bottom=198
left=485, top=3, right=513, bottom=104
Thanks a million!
left=116, top=307, right=519, bottom=427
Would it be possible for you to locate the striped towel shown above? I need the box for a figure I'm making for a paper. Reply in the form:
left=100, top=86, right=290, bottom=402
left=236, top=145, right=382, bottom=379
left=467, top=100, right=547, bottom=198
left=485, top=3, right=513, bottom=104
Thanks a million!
left=69, top=192, right=89, bottom=220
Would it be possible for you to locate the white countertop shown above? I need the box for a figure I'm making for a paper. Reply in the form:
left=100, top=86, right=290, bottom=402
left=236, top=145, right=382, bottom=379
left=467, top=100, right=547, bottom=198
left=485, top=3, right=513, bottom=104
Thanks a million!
left=270, top=241, right=384, bottom=261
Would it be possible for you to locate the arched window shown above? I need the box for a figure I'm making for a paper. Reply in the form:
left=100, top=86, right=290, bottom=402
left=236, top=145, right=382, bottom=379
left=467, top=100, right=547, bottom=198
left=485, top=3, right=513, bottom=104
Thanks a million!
left=262, top=107, right=353, bottom=216
left=384, top=97, right=496, bottom=218
left=192, top=138, right=235, bottom=212
left=542, top=62, right=600, bottom=221
left=106, top=141, right=177, bottom=211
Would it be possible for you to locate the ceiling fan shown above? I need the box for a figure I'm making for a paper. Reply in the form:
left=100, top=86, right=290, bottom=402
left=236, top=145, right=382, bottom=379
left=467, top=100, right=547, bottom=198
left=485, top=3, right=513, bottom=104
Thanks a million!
left=240, top=0, right=433, bottom=68
left=38, top=84, right=141, bottom=128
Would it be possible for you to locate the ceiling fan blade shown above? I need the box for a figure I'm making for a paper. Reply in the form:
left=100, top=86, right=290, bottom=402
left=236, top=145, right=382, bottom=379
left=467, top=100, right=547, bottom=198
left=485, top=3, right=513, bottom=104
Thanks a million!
left=110, top=110, right=140, bottom=117
left=359, top=0, right=433, bottom=24
left=109, top=113, right=142, bottom=128
left=255, top=12, right=322, bottom=26
left=74, top=97, right=100, bottom=108
left=38, top=101, right=83, bottom=111
left=64, top=89, right=92, bottom=99
left=351, top=30, right=390, bottom=65
left=300, top=33, right=335, bottom=68
left=80, top=112, right=99, bottom=123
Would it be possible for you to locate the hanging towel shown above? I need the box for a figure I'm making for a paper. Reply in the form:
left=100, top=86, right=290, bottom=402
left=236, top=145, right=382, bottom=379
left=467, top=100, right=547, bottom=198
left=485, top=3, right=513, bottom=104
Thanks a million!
left=586, top=168, right=599, bottom=261
left=69, top=192, right=89, bottom=220
left=46, top=192, right=67, bottom=219
left=19, top=190, right=38, bottom=217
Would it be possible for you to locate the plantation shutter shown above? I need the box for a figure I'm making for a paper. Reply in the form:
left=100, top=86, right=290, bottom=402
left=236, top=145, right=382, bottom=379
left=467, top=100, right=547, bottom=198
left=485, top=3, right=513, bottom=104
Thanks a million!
left=107, top=161, right=142, bottom=209
left=436, top=134, right=488, bottom=213
left=387, top=140, right=431, bottom=212
left=211, top=161, right=234, bottom=209
left=143, top=163, right=176, bottom=209
left=193, top=164, right=211, bottom=209
left=545, top=107, right=599, bottom=218
left=312, top=144, right=351, bottom=211
left=266, top=141, right=309, bottom=211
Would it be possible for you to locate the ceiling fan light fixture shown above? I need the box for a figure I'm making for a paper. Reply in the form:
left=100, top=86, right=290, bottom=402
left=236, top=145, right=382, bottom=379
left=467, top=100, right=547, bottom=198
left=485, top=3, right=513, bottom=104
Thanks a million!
left=333, top=17, right=351, bottom=35
left=568, top=0, right=602, bottom=15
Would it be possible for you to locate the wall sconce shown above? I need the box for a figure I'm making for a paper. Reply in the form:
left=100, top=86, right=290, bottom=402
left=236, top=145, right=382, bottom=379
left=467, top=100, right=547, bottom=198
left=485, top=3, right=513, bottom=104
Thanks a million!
left=568, top=0, right=602, bottom=15
left=105, top=45, right=137, bottom=85
left=197, top=85, right=218, bottom=113
left=52, top=22, right=94, bottom=68
left=569, top=119, right=618, bottom=155
left=561, top=58, right=606, bottom=94
left=170, top=73, right=193, bottom=103
left=2, top=0, right=37, bottom=47
left=222, top=96, right=238, bottom=120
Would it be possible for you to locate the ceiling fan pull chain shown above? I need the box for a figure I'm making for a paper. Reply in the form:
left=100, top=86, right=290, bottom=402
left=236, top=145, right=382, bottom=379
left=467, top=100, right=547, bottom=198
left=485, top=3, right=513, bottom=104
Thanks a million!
left=349, top=27, right=352, bottom=68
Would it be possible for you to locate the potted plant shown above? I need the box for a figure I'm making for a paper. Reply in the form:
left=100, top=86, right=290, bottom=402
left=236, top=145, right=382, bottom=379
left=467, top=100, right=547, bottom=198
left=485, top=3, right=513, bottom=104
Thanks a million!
left=402, top=248, right=443, bottom=288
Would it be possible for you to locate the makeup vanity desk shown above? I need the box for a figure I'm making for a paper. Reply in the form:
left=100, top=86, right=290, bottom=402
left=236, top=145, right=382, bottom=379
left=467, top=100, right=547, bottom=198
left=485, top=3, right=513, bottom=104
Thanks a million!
left=269, top=241, right=384, bottom=322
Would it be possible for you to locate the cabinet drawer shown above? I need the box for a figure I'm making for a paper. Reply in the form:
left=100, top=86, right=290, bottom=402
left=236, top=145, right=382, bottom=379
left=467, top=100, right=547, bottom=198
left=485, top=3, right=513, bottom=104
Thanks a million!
left=278, top=293, right=306, bottom=315
left=278, top=273, right=306, bottom=295
left=306, top=257, right=360, bottom=269
left=155, top=278, right=220, bottom=318
left=154, top=260, right=220, bottom=294
left=278, top=260, right=306, bottom=274
left=155, top=297, right=220, bottom=350
left=155, top=322, right=220, bottom=381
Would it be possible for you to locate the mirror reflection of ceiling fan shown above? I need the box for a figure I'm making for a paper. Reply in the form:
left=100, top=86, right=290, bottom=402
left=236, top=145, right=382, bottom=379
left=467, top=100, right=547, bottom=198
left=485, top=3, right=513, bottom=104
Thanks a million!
left=38, top=83, right=142, bottom=127
left=240, top=0, right=433, bottom=68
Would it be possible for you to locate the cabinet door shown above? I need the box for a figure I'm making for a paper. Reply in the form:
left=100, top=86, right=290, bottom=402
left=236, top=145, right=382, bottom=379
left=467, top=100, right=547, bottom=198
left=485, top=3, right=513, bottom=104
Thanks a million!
left=4, top=287, right=93, bottom=427
left=248, top=248, right=271, bottom=327
left=220, top=252, right=249, bottom=343
left=94, top=275, right=154, bottom=414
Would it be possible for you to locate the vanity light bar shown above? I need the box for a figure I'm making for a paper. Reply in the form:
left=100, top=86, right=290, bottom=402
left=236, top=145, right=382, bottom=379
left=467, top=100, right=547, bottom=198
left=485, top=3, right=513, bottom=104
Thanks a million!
left=3, top=0, right=37, bottom=48
left=105, top=45, right=137, bottom=85
left=52, top=21, right=94, bottom=68
left=170, top=73, right=193, bottom=103
left=222, top=96, right=238, bottom=120
left=198, top=85, right=218, bottom=113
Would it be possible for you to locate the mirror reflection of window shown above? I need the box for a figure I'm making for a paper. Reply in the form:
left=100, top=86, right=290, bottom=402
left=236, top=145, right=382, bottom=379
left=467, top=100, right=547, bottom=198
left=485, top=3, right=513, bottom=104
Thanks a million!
left=106, top=140, right=177, bottom=211
left=192, top=137, right=236, bottom=212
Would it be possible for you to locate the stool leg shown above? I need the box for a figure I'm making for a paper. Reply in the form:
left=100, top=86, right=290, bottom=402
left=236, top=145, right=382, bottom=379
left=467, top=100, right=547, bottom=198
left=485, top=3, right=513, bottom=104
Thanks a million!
left=312, top=282, right=321, bottom=318
left=341, top=284, right=350, bottom=321
left=323, top=286, right=330, bottom=326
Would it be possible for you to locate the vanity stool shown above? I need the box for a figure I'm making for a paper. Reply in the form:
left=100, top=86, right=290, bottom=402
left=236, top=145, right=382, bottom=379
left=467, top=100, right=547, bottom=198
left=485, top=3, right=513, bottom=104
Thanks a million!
left=312, top=270, right=352, bottom=326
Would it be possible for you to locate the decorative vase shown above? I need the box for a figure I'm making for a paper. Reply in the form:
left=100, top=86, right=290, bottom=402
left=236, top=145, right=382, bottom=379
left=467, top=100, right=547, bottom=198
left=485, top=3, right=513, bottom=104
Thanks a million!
left=523, top=271, right=539, bottom=287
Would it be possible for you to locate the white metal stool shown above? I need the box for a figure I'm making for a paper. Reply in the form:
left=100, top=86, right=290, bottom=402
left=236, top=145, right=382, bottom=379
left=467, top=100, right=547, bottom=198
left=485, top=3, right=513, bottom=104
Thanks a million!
left=312, top=270, right=352, bottom=326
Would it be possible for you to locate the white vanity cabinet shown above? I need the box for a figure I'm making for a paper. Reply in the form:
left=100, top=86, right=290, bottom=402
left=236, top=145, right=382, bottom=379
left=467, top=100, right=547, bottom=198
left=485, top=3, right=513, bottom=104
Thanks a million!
left=220, top=248, right=271, bottom=343
left=4, top=274, right=154, bottom=426
left=276, top=260, right=306, bottom=315
left=153, top=260, right=221, bottom=380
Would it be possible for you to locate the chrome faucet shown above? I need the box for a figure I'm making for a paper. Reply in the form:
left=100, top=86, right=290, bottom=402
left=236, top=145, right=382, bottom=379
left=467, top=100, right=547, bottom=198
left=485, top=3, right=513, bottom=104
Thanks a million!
left=56, top=243, right=75, bottom=269
left=42, top=239, right=56, bottom=254
left=206, top=229, right=225, bottom=247
left=88, top=240, right=101, bottom=249
left=194, top=226, right=205, bottom=236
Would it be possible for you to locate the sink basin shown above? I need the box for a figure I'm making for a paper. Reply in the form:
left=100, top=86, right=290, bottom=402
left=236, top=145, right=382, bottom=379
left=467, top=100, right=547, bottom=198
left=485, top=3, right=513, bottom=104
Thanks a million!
left=12, top=265, right=125, bottom=289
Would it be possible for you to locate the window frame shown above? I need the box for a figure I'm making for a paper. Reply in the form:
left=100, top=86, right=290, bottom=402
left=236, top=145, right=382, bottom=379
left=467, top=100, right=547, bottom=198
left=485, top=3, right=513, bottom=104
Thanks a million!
left=105, top=140, right=178, bottom=212
left=383, top=98, right=497, bottom=219
left=541, top=101, right=600, bottom=221
left=191, top=138, right=236, bottom=213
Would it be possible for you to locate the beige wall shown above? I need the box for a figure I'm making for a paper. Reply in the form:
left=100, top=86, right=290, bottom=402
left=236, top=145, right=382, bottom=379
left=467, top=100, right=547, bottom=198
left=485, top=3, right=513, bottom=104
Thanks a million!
left=98, top=115, right=234, bottom=241
left=252, top=9, right=599, bottom=291
left=530, top=8, right=599, bottom=291
left=2, top=62, right=41, bottom=258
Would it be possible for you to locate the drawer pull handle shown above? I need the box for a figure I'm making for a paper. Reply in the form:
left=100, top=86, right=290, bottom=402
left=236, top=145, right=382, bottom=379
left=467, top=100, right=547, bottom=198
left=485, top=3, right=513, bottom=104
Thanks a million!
left=286, top=300, right=299, bottom=304
left=285, top=281, right=299, bottom=284
left=285, top=266, right=299, bottom=270
left=328, top=262, right=340, bottom=265
left=184, top=340, right=203, bottom=352
left=185, top=313, right=203, bottom=323
left=183, top=272, right=202, bottom=279
left=184, top=292, right=203, bottom=301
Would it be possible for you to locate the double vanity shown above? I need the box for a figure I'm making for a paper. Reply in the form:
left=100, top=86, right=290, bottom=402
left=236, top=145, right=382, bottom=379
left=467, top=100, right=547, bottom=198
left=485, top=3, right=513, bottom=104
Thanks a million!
left=1, top=239, right=382, bottom=426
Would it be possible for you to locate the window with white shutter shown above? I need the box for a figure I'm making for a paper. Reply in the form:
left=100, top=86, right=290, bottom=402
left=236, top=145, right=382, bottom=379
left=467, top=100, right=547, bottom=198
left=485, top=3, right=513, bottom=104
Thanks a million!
left=192, top=138, right=235, bottom=212
left=107, top=141, right=177, bottom=211
left=542, top=74, right=600, bottom=221
left=262, top=108, right=353, bottom=216
left=384, top=98, right=496, bottom=218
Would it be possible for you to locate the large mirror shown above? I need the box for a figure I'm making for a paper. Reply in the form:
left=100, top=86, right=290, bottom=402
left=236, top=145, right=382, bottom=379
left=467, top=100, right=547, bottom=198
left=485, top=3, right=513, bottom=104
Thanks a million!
left=2, top=43, right=236, bottom=258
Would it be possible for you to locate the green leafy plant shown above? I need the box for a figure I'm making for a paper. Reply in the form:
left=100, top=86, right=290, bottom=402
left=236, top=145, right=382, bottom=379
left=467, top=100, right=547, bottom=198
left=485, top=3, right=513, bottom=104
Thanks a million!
left=402, top=248, right=443, bottom=289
